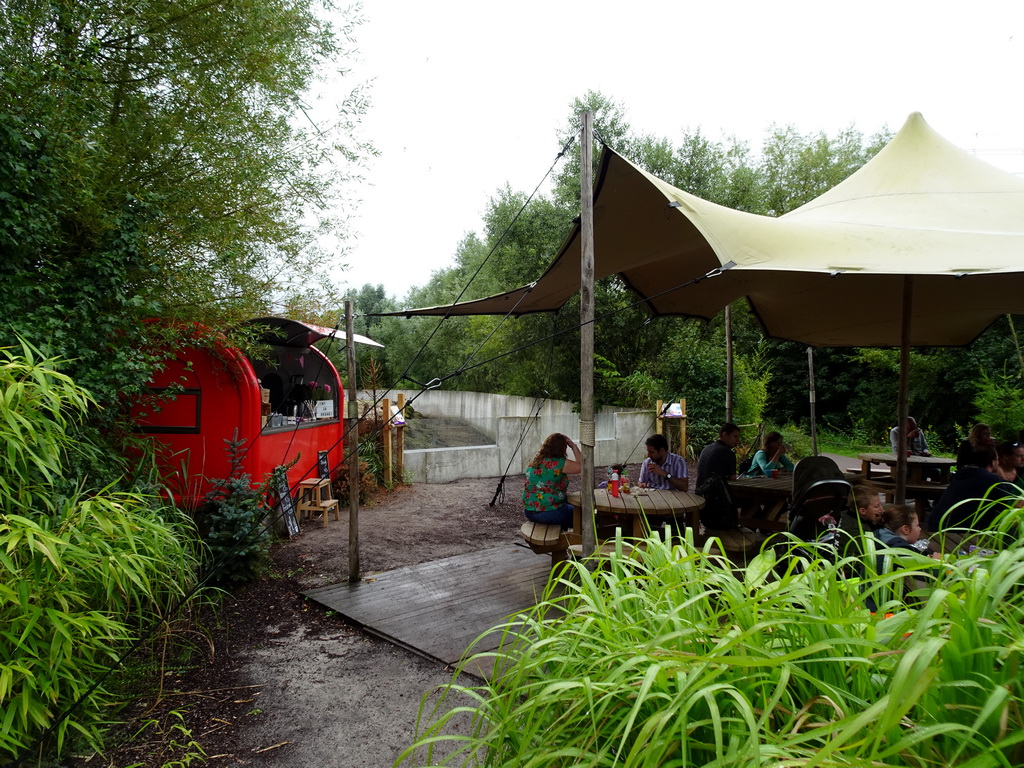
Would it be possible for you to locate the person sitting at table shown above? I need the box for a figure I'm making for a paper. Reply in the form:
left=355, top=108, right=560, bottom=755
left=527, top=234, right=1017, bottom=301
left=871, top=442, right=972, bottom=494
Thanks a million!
left=829, top=478, right=882, bottom=553
left=956, top=423, right=994, bottom=468
left=1012, top=441, right=1024, bottom=491
left=813, top=478, right=885, bottom=604
left=638, top=433, right=689, bottom=491
left=696, top=423, right=741, bottom=530
left=596, top=463, right=622, bottom=489
left=927, top=443, right=1018, bottom=549
left=522, top=432, right=581, bottom=529
left=871, top=504, right=942, bottom=606
left=889, top=417, right=931, bottom=456
left=850, top=478, right=884, bottom=530
left=995, top=440, right=1023, bottom=486
left=744, top=431, right=795, bottom=477
left=875, top=503, right=930, bottom=553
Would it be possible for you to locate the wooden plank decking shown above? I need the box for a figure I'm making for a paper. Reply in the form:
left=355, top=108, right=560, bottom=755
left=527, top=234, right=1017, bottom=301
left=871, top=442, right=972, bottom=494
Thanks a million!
left=303, top=545, right=558, bottom=678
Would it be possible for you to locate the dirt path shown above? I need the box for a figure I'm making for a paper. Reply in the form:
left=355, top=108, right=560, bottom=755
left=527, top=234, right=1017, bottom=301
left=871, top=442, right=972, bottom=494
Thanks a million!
left=86, top=475, right=541, bottom=768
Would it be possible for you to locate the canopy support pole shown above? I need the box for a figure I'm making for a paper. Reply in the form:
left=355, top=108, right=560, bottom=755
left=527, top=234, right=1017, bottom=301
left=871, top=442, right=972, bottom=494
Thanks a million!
left=896, top=276, right=913, bottom=503
left=346, top=299, right=361, bottom=582
left=579, top=111, right=596, bottom=558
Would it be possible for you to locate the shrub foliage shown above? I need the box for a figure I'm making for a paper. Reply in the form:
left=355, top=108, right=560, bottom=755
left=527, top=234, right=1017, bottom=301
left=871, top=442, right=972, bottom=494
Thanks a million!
left=0, top=340, right=199, bottom=760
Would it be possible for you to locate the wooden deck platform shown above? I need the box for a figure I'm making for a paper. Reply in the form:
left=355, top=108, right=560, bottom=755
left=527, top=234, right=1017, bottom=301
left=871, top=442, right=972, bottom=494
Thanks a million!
left=303, top=545, right=558, bottom=679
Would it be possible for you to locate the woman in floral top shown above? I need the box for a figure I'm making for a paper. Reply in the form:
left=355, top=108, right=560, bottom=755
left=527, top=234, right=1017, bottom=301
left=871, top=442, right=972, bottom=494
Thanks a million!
left=522, top=433, right=582, bottom=528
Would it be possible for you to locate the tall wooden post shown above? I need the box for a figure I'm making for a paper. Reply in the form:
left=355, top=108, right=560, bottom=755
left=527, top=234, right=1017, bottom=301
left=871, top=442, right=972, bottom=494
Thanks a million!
left=346, top=300, right=360, bottom=581
left=680, top=398, right=687, bottom=458
left=579, top=111, right=596, bottom=558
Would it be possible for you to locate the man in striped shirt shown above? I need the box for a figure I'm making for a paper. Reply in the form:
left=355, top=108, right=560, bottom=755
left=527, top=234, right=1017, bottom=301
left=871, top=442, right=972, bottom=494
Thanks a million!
left=638, top=433, right=689, bottom=491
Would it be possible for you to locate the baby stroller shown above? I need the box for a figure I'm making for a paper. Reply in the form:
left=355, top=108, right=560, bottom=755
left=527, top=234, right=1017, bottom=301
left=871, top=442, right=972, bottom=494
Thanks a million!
left=787, top=456, right=853, bottom=542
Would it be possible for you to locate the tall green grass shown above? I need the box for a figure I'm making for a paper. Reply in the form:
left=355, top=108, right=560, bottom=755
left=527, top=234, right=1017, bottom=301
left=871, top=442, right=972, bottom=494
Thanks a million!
left=400, top=524, right=1024, bottom=767
left=0, top=339, right=200, bottom=760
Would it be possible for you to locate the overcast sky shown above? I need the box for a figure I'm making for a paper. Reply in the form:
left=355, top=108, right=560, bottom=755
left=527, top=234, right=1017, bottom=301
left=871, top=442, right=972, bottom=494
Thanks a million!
left=317, top=0, right=1024, bottom=300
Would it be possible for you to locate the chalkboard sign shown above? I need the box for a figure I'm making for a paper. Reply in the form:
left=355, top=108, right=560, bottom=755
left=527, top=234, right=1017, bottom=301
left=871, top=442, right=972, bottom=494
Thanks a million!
left=317, top=450, right=330, bottom=479
left=277, top=475, right=299, bottom=537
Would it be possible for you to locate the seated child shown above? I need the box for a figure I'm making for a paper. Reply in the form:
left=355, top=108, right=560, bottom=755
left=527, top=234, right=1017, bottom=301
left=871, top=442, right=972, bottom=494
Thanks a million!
left=874, top=504, right=923, bottom=551
left=875, top=504, right=942, bottom=561
left=872, top=505, right=942, bottom=608
left=597, top=463, right=623, bottom=489
left=845, top=478, right=884, bottom=532
left=824, top=479, right=884, bottom=566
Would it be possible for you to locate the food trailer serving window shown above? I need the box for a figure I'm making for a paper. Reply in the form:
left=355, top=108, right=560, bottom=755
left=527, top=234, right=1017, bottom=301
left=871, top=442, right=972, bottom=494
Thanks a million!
left=244, top=318, right=341, bottom=427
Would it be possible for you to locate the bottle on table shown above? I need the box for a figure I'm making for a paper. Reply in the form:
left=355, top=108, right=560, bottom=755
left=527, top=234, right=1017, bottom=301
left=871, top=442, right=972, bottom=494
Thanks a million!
left=609, top=470, right=620, bottom=498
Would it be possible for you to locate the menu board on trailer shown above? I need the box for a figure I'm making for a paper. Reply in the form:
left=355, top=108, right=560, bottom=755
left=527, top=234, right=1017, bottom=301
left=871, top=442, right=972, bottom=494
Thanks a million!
left=317, top=450, right=330, bottom=479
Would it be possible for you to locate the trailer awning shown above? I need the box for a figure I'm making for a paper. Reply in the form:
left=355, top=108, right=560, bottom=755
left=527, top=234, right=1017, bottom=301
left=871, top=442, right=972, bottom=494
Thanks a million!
left=246, top=317, right=384, bottom=348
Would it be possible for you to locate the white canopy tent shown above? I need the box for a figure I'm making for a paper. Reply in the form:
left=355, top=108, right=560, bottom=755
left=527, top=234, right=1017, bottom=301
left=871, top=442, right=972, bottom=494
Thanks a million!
left=394, top=113, right=1024, bottom=346
left=392, top=113, right=1024, bottom=498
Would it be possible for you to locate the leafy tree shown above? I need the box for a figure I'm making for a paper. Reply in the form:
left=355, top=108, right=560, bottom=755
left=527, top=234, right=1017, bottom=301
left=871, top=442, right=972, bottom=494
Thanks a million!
left=552, top=90, right=636, bottom=208
left=973, top=368, right=1024, bottom=442
left=0, top=0, right=371, bottom=484
left=759, top=124, right=891, bottom=215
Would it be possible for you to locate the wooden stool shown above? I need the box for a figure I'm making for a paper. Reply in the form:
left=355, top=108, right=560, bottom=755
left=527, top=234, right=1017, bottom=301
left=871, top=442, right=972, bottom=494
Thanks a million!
left=296, top=477, right=339, bottom=527
left=519, top=522, right=570, bottom=567
left=704, top=528, right=763, bottom=561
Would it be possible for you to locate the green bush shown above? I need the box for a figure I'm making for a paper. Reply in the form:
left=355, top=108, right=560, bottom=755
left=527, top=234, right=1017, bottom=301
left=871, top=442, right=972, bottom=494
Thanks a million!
left=198, top=436, right=271, bottom=585
left=0, top=340, right=200, bottom=761
left=401, top=519, right=1024, bottom=767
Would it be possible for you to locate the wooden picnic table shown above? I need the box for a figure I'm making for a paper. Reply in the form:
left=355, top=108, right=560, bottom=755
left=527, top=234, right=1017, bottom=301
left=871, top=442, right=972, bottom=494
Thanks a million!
left=567, top=488, right=705, bottom=540
left=858, top=452, right=955, bottom=484
left=856, top=453, right=953, bottom=518
left=729, top=469, right=879, bottom=532
left=728, top=475, right=793, bottom=532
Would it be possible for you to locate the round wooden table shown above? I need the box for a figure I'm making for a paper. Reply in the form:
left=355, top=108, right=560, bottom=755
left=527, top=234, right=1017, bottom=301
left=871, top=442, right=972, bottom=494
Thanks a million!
left=567, top=488, right=705, bottom=540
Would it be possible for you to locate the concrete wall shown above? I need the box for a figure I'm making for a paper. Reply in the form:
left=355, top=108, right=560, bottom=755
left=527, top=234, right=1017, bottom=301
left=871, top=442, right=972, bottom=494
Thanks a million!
left=362, top=389, right=655, bottom=484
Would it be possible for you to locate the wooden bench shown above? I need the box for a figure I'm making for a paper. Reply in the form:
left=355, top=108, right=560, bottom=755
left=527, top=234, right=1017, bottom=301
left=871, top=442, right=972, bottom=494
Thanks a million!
left=844, top=467, right=890, bottom=480
left=568, top=539, right=639, bottom=560
left=519, top=522, right=571, bottom=567
left=870, top=478, right=947, bottom=518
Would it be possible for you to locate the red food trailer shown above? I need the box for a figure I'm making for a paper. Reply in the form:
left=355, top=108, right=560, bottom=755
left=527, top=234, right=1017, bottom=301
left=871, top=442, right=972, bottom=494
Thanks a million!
left=133, top=318, right=350, bottom=508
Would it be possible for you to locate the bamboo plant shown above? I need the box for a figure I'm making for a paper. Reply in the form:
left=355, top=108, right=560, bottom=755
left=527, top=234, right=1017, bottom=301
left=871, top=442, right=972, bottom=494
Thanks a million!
left=400, top=518, right=1024, bottom=767
left=0, top=339, right=200, bottom=760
